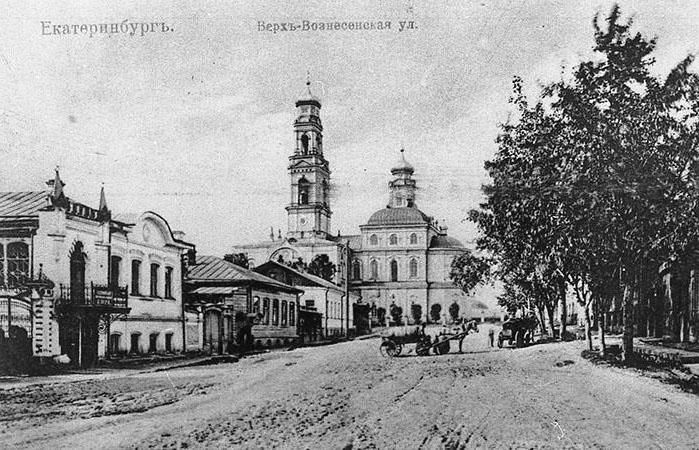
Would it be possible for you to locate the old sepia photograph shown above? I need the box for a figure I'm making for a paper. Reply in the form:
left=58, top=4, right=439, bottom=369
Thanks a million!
left=1, top=0, right=699, bottom=448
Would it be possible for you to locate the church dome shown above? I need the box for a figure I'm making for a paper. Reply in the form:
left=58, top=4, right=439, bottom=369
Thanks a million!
left=391, top=149, right=414, bottom=175
left=367, top=207, right=431, bottom=226
left=429, top=235, right=465, bottom=249
left=296, top=80, right=321, bottom=107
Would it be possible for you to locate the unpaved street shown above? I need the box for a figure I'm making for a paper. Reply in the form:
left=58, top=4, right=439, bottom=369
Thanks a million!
left=2, top=325, right=698, bottom=449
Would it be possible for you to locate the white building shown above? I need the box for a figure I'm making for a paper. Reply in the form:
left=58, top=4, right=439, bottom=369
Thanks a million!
left=232, top=81, right=487, bottom=326
left=0, top=171, right=194, bottom=367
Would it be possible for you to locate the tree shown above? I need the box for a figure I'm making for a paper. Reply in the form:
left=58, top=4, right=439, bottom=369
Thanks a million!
left=389, top=303, right=403, bottom=326
left=223, top=253, right=249, bottom=269
left=287, top=257, right=308, bottom=273
left=307, top=254, right=336, bottom=282
left=449, top=252, right=492, bottom=296
left=411, top=303, right=423, bottom=324
left=448, top=302, right=460, bottom=323
left=430, top=303, right=442, bottom=323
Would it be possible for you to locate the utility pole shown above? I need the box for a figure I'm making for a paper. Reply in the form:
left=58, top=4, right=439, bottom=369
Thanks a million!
left=345, top=240, right=351, bottom=337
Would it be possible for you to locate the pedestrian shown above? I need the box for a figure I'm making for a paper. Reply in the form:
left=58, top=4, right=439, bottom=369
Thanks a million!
left=488, top=327, right=495, bottom=347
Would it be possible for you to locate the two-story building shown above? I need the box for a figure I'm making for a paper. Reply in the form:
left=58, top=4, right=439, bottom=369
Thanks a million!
left=0, top=170, right=194, bottom=367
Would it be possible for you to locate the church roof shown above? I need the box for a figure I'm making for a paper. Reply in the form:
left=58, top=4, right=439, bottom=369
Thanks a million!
left=366, top=207, right=431, bottom=227
left=186, top=255, right=301, bottom=292
left=429, top=235, right=465, bottom=249
left=296, top=80, right=321, bottom=107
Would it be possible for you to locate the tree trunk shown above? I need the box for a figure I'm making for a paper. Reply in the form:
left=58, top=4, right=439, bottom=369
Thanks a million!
left=621, top=269, right=636, bottom=362
left=537, top=306, right=547, bottom=335
left=584, top=300, right=593, bottom=351
left=559, top=278, right=567, bottom=340
left=546, top=303, right=556, bottom=338
left=596, top=298, right=606, bottom=357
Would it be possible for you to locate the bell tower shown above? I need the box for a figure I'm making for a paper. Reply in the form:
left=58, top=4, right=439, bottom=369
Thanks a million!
left=286, top=78, right=332, bottom=240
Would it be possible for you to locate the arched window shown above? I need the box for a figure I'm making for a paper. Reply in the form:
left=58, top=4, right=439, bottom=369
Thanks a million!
left=390, top=260, right=398, bottom=282
left=131, top=260, right=141, bottom=295
left=289, top=302, right=296, bottom=326
left=263, top=298, right=270, bottom=324
left=410, top=233, right=418, bottom=245
left=298, top=177, right=310, bottom=205
left=281, top=300, right=288, bottom=326
left=409, top=258, right=418, bottom=278
left=164, top=267, right=173, bottom=298
left=389, top=234, right=398, bottom=245
left=352, top=260, right=362, bottom=280
left=301, top=133, right=309, bottom=154
left=369, top=234, right=378, bottom=246
left=7, top=242, right=29, bottom=288
left=150, top=263, right=160, bottom=297
left=272, top=299, right=280, bottom=325
left=370, top=259, right=378, bottom=280
left=253, top=296, right=260, bottom=314
left=110, top=256, right=122, bottom=288
left=69, top=242, right=86, bottom=301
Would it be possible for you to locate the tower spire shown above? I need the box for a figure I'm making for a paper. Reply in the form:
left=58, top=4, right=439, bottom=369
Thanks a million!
left=98, top=183, right=111, bottom=222
left=48, top=166, right=68, bottom=207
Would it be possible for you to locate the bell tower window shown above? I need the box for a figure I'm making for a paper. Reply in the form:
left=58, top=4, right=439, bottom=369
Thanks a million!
left=298, top=177, right=310, bottom=205
left=301, top=134, right=309, bottom=154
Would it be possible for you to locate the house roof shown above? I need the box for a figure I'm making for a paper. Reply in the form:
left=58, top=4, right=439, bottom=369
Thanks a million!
left=186, top=255, right=301, bottom=292
left=254, top=260, right=342, bottom=292
left=0, top=191, right=50, bottom=217
left=365, top=207, right=432, bottom=227
left=190, top=286, right=241, bottom=295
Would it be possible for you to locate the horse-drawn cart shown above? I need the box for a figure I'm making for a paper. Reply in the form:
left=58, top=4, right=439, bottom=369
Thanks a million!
left=497, top=315, right=538, bottom=348
left=379, top=321, right=479, bottom=357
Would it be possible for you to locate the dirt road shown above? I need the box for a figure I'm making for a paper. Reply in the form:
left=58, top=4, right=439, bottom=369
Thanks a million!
left=2, top=325, right=698, bottom=449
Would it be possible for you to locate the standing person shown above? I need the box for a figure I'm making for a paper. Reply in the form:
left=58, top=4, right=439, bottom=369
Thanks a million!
left=488, top=327, right=495, bottom=347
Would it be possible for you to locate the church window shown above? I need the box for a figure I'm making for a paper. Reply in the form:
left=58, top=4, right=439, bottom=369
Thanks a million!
left=409, top=258, right=418, bottom=278
left=369, top=234, right=378, bottom=246
left=370, top=260, right=378, bottom=280
left=352, top=260, right=362, bottom=280
left=390, top=260, right=398, bottom=282
left=298, top=177, right=310, bottom=205
left=272, top=299, right=279, bottom=325
left=7, top=242, right=29, bottom=288
left=410, top=233, right=418, bottom=245
left=389, top=234, right=398, bottom=245
left=301, top=133, right=309, bottom=154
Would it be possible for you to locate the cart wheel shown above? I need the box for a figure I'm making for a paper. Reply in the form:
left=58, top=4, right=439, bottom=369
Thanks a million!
left=380, top=340, right=399, bottom=357
left=515, top=331, right=524, bottom=348
left=394, top=343, right=403, bottom=356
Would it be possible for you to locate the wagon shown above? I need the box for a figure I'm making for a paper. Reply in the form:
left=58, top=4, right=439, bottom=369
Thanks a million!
left=497, top=315, right=538, bottom=348
left=379, top=321, right=479, bottom=357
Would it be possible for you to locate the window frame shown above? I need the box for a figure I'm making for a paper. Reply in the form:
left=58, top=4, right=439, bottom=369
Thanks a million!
left=164, top=266, right=173, bottom=299
left=389, top=234, right=398, bottom=245
left=150, top=263, right=160, bottom=297
left=131, top=260, right=141, bottom=295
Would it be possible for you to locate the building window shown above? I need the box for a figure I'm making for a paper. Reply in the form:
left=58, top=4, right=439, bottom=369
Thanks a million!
left=305, top=299, right=315, bottom=308
left=390, top=260, right=398, bottom=282
left=109, top=333, right=121, bottom=355
left=164, top=267, right=173, bottom=298
left=389, top=234, right=398, bottom=245
left=289, top=302, right=296, bottom=326
left=7, top=242, right=29, bottom=287
left=165, top=333, right=173, bottom=352
left=110, top=256, right=121, bottom=287
left=410, top=233, right=418, bottom=245
left=281, top=300, right=288, bottom=326
left=253, top=296, right=260, bottom=314
left=130, top=333, right=141, bottom=354
left=409, top=258, right=418, bottom=278
left=298, top=177, right=310, bottom=205
left=370, top=260, right=378, bottom=280
left=131, top=260, right=141, bottom=295
left=370, top=234, right=378, bottom=246
left=272, top=299, right=279, bottom=325
left=0, top=244, right=4, bottom=286
left=149, top=333, right=159, bottom=353
left=150, top=263, right=159, bottom=297
left=263, top=298, right=270, bottom=324
left=301, top=133, right=309, bottom=154
left=352, top=260, right=362, bottom=280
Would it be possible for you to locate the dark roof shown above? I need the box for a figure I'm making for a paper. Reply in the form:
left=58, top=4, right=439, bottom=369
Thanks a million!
left=254, top=260, right=342, bottom=292
left=0, top=191, right=50, bottom=217
left=366, top=207, right=431, bottom=226
left=186, top=255, right=300, bottom=292
left=429, top=235, right=465, bottom=249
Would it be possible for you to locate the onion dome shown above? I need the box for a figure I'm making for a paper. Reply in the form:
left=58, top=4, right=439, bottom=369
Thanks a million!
left=429, top=235, right=465, bottom=249
left=391, top=148, right=414, bottom=175
left=296, top=78, right=321, bottom=108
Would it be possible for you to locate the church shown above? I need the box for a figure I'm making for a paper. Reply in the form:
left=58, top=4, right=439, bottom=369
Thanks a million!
left=231, top=80, right=476, bottom=327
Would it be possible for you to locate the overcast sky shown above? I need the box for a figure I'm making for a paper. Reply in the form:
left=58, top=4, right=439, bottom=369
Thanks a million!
left=1, top=1, right=698, bottom=255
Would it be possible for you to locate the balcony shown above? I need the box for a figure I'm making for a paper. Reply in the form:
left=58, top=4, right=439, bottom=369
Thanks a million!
left=57, top=283, right=130, bottom=312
